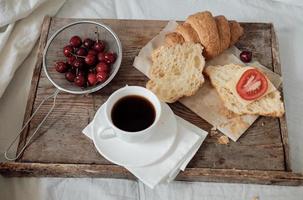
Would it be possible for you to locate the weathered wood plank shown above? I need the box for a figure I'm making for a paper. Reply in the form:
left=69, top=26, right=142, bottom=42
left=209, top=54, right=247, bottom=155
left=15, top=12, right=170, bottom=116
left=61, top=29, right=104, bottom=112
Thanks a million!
left=16, top=18, right=285, bottom=171
left=0, top=162, right=302, bottom=186
left=0, top=18, right=297, bottom=185
left=270, top=24, right=291, bottom=171
left=16, top=16, right=52, bottom=159
left=177, top=168, right=303, bottom=186
left=16, top=18, right=284, bottom=170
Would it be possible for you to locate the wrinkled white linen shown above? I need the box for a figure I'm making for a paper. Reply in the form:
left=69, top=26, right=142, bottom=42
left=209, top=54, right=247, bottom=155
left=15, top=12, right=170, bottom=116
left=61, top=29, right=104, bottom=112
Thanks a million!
left=0, top=0, right=48, bottom=27
left=0, top=0, right=303, bottom=199
left=0, top=0, right=65, bottom=97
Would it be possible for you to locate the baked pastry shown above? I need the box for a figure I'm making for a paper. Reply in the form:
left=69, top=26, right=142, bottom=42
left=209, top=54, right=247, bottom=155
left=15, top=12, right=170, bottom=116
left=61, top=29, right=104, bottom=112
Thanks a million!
left=229, top=20, right=244, bottom=46
left=165, top=11, right=244, bottom=60
left=205, top=64, right=285, bottom=117
left=215, top=15, right=231, bottom=52
left=186, top=11, right=221, bottom=59
left=175, top=23, right=200, bottom=43
left=165, top=32, right=185, bottom=46
left=146, top=42, right=205, bottom=103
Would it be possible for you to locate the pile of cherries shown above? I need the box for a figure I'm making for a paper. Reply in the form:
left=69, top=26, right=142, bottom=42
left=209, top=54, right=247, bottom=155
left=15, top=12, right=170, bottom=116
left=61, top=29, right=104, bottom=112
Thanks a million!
left=54, top=34, right=116, bottom=88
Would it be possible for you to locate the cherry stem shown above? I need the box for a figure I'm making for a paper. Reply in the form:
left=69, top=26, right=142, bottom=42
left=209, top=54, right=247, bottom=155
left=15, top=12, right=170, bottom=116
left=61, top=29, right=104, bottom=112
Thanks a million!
left=68, top=51, right=85, bottom=59
left=95, top=26, right=99, bottom=42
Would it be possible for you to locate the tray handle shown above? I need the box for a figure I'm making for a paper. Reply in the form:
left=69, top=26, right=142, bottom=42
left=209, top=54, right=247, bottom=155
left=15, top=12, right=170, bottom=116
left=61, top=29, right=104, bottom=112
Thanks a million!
left=4, top=89, right=60, bottom=161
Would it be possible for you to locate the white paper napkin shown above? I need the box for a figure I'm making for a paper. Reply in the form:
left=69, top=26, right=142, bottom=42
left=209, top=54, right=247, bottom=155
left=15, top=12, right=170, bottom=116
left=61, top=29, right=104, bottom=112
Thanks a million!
left=82, top=103, right=208, bottom=189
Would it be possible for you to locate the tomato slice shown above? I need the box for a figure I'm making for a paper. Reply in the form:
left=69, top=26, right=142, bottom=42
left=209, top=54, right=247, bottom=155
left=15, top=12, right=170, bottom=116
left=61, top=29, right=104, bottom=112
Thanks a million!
left=236, top=68, right=268, bottom=100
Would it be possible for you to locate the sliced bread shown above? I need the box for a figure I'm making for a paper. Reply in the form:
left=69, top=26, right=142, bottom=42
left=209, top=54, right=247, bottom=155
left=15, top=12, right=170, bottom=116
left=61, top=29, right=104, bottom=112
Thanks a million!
left=146, top=42, right=205, bottom=103
left=205, top=64, right=285, bottom=117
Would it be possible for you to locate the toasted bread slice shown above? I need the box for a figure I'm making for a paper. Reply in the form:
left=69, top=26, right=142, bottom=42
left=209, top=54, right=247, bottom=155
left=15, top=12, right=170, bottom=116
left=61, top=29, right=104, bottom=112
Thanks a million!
left=146, top=42, right=205, bottom=103
left=205, top=64, right=285, bottom=117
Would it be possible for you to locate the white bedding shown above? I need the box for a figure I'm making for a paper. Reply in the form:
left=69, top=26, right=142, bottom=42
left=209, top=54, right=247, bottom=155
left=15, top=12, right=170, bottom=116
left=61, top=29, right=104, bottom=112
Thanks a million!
left=0, top=0, right=303, bottom=199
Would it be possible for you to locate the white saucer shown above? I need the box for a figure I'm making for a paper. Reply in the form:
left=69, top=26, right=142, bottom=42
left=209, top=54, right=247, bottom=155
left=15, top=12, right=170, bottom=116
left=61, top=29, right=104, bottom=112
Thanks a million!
left=92, top=103, right=177, bottom=167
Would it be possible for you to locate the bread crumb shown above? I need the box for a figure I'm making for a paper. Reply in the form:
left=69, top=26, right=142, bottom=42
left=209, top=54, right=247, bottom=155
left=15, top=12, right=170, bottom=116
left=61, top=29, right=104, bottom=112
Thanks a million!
left=210, top=129, right=219, bottom=137
left=252, top=196, right=259, bottom=200
left=218, top=107, right=238, bottom=119
left=210, top=126, right=218, bottom=137
left=217, top=135, right=229, bottom=145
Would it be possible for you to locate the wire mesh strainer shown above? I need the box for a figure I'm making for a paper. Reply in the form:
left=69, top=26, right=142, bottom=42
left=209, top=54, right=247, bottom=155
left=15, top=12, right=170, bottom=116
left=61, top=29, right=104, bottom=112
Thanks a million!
left=5, top=21, right=122, bottom=160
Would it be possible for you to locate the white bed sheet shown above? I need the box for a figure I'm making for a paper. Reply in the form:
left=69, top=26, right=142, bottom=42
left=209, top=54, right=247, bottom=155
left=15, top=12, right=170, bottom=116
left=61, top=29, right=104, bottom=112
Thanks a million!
left=0, top=0, right=303, bottom=199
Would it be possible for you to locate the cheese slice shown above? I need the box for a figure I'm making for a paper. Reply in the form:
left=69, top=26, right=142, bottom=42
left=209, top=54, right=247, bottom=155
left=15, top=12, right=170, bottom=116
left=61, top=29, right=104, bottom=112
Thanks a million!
left=225, top=66, right=276, bottom=107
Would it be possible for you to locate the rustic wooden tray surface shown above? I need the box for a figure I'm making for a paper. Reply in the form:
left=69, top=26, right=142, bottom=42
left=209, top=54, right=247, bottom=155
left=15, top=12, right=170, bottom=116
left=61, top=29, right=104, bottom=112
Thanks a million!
left=1, top=16, right=302, bottom=185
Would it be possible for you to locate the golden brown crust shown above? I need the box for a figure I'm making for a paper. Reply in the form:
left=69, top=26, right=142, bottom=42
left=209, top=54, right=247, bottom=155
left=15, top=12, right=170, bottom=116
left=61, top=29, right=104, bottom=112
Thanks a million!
left=229, top=20, right=244, bottom=46
left=164, top=32, right=185, bottom=46
left=175, top=23, right=200, bottom=43
left=215, top=15, right=231, bottom=52
left=186, top=11, right=221, bottom=60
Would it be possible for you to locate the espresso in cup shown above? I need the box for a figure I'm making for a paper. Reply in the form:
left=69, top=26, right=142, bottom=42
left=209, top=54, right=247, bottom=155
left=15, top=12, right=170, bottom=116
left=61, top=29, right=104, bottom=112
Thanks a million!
left=111, top=95, right=156, bottom=132
left=97, top=86, right=162, bottom=143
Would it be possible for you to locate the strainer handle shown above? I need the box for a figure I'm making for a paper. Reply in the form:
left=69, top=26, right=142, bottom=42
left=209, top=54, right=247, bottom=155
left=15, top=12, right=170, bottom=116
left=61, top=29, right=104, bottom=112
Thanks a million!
left=4, top=89, right=60, bottom=161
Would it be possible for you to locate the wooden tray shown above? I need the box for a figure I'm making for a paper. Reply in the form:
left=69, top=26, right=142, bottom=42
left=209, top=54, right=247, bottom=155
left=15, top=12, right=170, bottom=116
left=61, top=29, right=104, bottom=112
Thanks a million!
left=1, top=16, right=303, bottom=185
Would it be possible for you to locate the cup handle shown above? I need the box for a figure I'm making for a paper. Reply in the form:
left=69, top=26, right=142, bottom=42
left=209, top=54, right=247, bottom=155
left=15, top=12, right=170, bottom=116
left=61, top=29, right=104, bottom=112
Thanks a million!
left=97, top=126, right=116, bottom=139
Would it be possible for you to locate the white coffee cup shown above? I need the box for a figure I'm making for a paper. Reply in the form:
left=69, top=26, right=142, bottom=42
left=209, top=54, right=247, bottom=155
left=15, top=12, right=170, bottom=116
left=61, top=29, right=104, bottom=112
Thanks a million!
left=96, top=85, right=162, bottom=143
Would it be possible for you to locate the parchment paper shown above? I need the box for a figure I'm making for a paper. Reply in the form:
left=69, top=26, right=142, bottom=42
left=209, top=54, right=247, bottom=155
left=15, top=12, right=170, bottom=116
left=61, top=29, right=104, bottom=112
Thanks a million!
left=133, top=21, right=282, bottom=141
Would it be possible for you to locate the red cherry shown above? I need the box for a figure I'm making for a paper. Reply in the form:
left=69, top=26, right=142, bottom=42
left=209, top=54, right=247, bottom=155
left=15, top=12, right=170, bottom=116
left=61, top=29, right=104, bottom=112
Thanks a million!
left=240, top=51, right=252, bottom=63
left=96, top=62, right=109, bottom=73
left=93, top=41, right=105, bottom=52
left=88, top=68, right=95, bottom=73
left=77, top=70, right=86, bottom=77
left=67, top=56, right=76, bottom=65
left=72, top=58, right=84, bottom=69
left=70, top=35, right=82, bottom=48
left=87, top=73, right=97, bottom=86
left=104, top=52, right=116, bottom=64
left=76, top=47, right=87, bottom=56
left=85, top=54, right=96, bottom=66
left=83, top=38, right=94, bottom=49
left=96, top=71, right=108, bottom=82
left=65, top=71, right=76, bottom=82
left=55, top=61, right=68, bottom=73
left=74, top=75, right=86, bottom=87
left=63, top=45, right=74, bottom=57
left=97, top=52, right=106, bottom=62
left=88, top=49, right=98, bottom=56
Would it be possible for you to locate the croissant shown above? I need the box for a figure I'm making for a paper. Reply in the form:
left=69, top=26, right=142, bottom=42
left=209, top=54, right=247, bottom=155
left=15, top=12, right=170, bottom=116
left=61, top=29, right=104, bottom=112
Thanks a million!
left=165, top=11, right=244, bottom=60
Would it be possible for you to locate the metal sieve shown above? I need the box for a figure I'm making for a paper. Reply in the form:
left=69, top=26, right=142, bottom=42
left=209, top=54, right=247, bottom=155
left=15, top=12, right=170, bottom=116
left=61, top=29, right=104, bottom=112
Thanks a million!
left=5, top=21, right=122, bottom=160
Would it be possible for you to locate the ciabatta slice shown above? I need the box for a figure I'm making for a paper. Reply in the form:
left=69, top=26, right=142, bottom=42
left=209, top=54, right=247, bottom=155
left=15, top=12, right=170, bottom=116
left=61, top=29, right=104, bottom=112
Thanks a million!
left=205, top=64, right=285, bottom=117
left=146, top=42, right=205, bottom=103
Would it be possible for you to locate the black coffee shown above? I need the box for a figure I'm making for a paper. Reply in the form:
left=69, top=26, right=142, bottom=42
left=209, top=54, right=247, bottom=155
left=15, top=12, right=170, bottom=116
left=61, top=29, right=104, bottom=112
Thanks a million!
left=111, top=95, right=156, bottom=132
